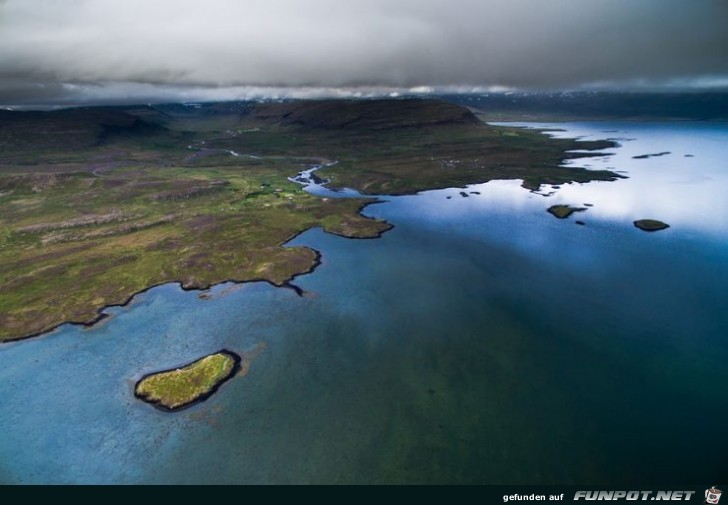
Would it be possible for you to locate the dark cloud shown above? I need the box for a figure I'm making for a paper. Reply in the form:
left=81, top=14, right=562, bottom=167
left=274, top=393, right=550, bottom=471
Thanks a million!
left=1, top=0, right=727, bottom=105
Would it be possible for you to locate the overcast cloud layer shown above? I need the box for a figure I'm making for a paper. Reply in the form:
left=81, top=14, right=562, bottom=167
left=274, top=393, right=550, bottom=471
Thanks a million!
left=1, top=0, right=728, bottom=105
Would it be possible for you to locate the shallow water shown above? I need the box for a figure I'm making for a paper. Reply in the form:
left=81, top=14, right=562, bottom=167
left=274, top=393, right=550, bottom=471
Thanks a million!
left=1, top=122, right=726, bottom=484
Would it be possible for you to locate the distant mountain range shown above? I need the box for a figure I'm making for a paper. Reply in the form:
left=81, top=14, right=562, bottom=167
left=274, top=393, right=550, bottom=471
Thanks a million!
left=440, top=91, right=728, bottom=121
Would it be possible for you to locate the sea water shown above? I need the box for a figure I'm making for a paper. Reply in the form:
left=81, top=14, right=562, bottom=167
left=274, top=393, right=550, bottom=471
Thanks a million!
left=1, top=122, right=726, bottom=483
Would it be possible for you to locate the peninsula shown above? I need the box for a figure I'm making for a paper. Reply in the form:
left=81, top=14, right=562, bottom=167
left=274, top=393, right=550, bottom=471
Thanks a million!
left=0, top=99, right=619, bottom=341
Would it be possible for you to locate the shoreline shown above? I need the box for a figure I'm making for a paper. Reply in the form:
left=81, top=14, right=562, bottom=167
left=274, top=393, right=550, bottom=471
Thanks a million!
left=320, top=146, right=621, bottom=197
left=1, top=200, right=395, bottom=344
left=1, top=122, right=613, bottom=344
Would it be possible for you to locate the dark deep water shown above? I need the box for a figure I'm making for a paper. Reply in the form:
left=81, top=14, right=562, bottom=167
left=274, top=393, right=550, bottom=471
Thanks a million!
left=1, top=122, right=727, bottom=484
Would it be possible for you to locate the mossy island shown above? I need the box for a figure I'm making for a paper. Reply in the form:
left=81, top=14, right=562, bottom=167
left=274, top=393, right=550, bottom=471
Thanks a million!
left=547, top=204, right=587, bottom=219
left=135, top=350, right=241, bottom=412
left=634, top=219, right=670, bottom=232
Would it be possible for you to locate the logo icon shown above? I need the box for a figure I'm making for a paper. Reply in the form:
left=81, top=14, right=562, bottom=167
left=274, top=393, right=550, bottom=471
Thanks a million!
left=706, top=487, right=722, bottom=505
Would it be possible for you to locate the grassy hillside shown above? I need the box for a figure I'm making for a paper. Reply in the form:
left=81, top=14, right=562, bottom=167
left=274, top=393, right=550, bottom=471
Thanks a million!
left=0, top=98, right=619, bottom=341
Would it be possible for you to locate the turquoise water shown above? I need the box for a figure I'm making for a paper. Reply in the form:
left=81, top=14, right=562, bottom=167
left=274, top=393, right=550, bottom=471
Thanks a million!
left=1, top=122, right=727, bottom=483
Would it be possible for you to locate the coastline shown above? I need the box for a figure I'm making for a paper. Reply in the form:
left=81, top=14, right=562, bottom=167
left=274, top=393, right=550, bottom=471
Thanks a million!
left=0, top=101, right=626, bottom=344
left=0, top=122, right=615, bottom=344
left=1, top=200, right=395, bottom=344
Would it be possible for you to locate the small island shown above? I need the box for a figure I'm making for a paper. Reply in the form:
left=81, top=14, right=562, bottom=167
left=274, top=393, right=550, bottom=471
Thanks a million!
left=632, top=152, right=670, bottom=159
left=547, top=204, right=587, bottom=219
left=135, top=350, right=241, bottom=412
left=634, top=219, right=670, bottom=232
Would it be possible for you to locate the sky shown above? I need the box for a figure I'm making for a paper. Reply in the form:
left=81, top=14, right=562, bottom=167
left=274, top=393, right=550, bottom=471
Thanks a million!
left=1, top=0, right=728, bottom=105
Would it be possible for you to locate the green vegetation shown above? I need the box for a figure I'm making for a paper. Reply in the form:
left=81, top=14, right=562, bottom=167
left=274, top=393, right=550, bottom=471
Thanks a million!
left=135, top=350, right=240, bottom=411
left=634, top=219, right=670, bottom=231
left=0, top=98, right=621, bottom=341
left=206, top=99, right=620, bottom=195
left=547, top=204, right=588, bottom=219
left=0, top=164, right=389, bottom=341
